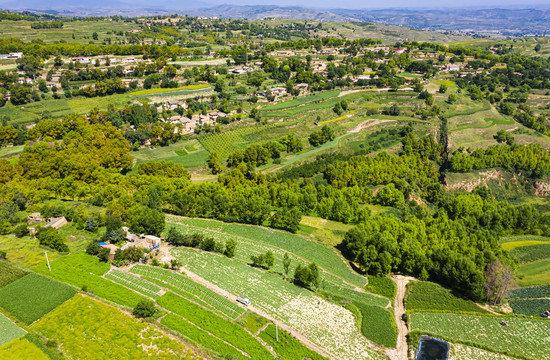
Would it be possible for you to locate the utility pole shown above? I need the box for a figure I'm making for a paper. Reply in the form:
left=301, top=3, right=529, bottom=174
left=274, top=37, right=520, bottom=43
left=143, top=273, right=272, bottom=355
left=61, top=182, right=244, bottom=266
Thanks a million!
left=275, top=319, right=278, bottom=342
left=45, top=251, right=51, bottom=271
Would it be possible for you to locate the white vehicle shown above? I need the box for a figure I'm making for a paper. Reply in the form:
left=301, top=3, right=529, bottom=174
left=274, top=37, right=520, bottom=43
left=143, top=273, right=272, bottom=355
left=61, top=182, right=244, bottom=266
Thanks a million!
left=236, top=297, right=251, bottom=306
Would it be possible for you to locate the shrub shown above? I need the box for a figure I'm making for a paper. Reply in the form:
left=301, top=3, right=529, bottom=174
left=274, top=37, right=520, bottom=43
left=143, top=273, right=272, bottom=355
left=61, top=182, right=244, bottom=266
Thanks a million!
left=133, top=300, right=157, bottom=318
left=36, top=228, right=68, bottom=252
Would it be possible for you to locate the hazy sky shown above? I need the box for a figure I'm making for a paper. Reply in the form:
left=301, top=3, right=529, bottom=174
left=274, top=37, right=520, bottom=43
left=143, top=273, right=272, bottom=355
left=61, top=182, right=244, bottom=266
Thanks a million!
left=219, top=0, right=550, bottom=9
left=0, top=0, right=548, bottom=9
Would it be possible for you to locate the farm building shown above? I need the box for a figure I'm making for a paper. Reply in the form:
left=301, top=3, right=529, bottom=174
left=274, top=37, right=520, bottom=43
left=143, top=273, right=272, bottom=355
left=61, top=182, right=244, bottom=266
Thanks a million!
left=44, top=216, right=68, bottom=229
left=120, top=228, right=162, bottom=251
left=99, top=242, right=119, bottom=260
left=28, top=213, right=44, bottom=223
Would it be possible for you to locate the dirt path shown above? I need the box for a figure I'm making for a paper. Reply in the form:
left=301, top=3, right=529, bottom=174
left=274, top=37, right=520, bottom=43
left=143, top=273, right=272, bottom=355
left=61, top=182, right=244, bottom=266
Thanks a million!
left=386, top=275, right=416, bottom=360
left=349, top=119, right=397, bottom=134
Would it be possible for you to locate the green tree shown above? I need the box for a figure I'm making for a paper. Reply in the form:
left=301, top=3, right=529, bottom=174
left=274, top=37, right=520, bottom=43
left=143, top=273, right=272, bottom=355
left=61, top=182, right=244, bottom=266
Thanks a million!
left=264, top=250, right=275, bottom=269
left=133, top=300, right=157, bottom=318
left=207, top=152, right=223, bottom=174
left=224, top=239, right=237, bottom=258
left=126, top=205, right=165, bottom=236
left=283, top=252, right=291, bottom=278
left=85, top=216, right=98, bottom=232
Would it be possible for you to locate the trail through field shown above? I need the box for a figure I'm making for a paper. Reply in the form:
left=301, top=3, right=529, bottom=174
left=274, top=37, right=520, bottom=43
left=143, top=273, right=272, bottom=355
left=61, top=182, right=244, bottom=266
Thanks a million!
left=179, top=266, right=337, bottom=360
left=386, top=275, right=416, bottom=360
left=349, top=119, right=396, bottom=133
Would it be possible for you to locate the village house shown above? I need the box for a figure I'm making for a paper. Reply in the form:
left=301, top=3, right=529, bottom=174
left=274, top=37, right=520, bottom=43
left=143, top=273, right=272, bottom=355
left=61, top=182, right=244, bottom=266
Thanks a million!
left=99, top=243, right=119, bottom=260
left=120, top=227, right=162, bottom=251
left=269, top=87, right=287, bottom=97
left=72, top=57, right=90, bottom=64
left=17, top=77, right=33, bottom=84
left=44, top=216, right=68, bottom=230
left=447, top=64, right=461, bottom=72
left=28, top=213, right=44, bottom=223
left=7, top=52, right=23, bottom=59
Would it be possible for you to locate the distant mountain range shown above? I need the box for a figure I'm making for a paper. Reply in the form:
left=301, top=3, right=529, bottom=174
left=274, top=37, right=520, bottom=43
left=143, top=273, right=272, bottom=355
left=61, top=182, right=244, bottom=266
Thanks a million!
left=1, top=2, right=549, bottom=36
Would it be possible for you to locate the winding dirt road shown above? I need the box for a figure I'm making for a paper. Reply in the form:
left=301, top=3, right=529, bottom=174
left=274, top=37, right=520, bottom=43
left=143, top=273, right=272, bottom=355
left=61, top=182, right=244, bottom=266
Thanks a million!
left=386, top=275, right=416, bottom=360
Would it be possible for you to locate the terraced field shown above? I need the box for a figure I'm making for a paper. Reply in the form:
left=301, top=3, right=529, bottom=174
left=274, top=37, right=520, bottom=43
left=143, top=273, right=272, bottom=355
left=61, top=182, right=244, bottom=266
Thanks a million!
left=130, top=265, right=244, bottom=319
left=410, top=313, right=550, bottom=360
left=170, top=245, right=388, bottom=360
left=167, top=216, right=367, bottom=287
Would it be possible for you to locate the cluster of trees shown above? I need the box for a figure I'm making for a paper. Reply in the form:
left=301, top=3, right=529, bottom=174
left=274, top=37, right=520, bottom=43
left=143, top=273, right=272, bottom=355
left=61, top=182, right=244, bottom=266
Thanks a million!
left=165, top=227, right=237, bottom=258
left=250, top=250, right=275, bottom=269
left=223, top=134, right=304, bottom=170
left=36, top=227, right=68, bottom=252
left=449, top=143, right=550, bottom=178
left=31, top=21, right=63, bottom=29
left=308, top=125, right=335, bottom=147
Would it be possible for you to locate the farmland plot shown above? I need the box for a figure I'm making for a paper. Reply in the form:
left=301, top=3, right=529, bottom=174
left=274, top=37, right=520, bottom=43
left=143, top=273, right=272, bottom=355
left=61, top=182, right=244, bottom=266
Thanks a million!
left=130, top=265, right=244, bottom=319
left=0, top=312, right=26, bottom=346
left=33, top=252, right=146, bottom=308
left=449, top=343, right=522, bottom=360
left=0, top=338, right=50, bottom=360
left=32, top=295, right=201, bottom=360
left=167, top=217, right=367, bottom=287
left=104, top=270, right=162, bottom=299
left=171, top=247, right=387, bottom=360
left=259, top=324, right=329, bottom=360
left=0, top=273, right=76, bottom=324
left=509, top=299, right=550, bottom=315
left=168, top=222, right=356, bottom=292
left=0, top=260, right=28, bottom=288
left=410, top=312, right=550, bottom=359
left=161, top=313, right=243, bottom=359
left=158, top=293, right=273, bottom=359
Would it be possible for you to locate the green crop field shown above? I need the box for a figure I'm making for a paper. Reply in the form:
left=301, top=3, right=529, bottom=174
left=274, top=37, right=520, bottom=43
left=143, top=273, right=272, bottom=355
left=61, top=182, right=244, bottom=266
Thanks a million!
left=517, top=258, right=550, bottom=287
left=365, top=276, right=396, bottom=299
left=0, top=234, right=67, bottom=268
left=32, top=295, right=198, bottom=360
left=410, top=312, right=550, bottom=359
left=0, top=273, right=76, bottom=324
left=0, top=261, right=28, bottom=288
left=0, top=338, right=50, bottom=360
left=502, top=239, right=550, bottom=251
left=0, top=94, right=133, bottom=125
left=104, top=270, right=162, bottom=299
left=449, top=343, right=524, bottom=360
left=170, top=246, right=387, bottom=360
left=260, top=90, right=340, bottom=111
left=158, top=292, right=274, bottom=359
left=510, top=244, right=550, bottom=263
left=130, top=84, right=211, bottom=96
left=358, top=303, right=397, bottom=348
left=167, top=216, right=367, bottom=287
left=161, top=313, right=243, bottom=359
left=198, top=125, right=278, bottom=158
left=508, top=285, right=550, bottom=299
left=33, top=252, right=146, bottom=308
left=132, top=139, right=210, bottom=170
left=405, top=281, right=488, bottom=314
left=130, top=265, right=244, bottom=319
left=0, top=312, right=26, bottom=346
left=509, top=299, right=550, bottom=315
left=259, top=324, right=329, bottom=360
left=238, top=311, right=269, bottom=334
left=0, top=19, right=137, bottom=44
left=0, top=145, right=25, bottom=159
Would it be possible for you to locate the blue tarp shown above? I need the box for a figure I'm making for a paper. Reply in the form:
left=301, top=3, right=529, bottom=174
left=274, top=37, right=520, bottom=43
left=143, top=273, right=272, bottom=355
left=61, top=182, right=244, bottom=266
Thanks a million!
left=99, top=242, right=107, bottom=246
